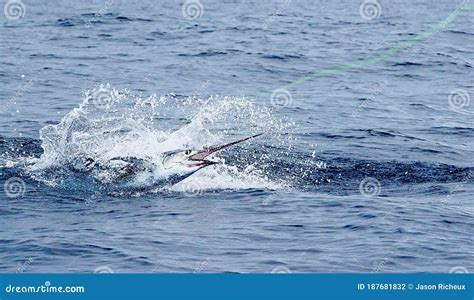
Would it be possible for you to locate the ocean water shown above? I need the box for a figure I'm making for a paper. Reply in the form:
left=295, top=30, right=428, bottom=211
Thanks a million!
left=1, top=0, right=473, bottom=273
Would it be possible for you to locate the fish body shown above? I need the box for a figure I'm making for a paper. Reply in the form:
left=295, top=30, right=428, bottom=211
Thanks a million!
left=67, top=134, right=263, bottom=192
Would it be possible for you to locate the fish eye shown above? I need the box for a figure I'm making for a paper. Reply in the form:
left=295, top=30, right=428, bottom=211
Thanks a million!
left=184, top=150, right=192, bottom=155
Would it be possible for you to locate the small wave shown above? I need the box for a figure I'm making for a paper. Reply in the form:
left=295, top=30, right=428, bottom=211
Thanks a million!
left=178, top=51, right=228, bottom=57
left=54, top=14, right=153, bottom=28
left=419, top=126, right=474, bottom=138
left=408, top=103, right=439, bottom=112
left=260, top=54, right=303, bottom=60
left=448, top=30, right=474, bottom=36
left=318, top=129, right=424, bottom=141
left=391, top=62, right=423, bottom=67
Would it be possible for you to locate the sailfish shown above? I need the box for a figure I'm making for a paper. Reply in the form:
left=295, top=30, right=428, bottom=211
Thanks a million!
left=78, top=133, right=263, bottom=191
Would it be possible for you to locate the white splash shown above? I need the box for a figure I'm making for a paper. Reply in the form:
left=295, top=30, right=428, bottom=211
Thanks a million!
left=28, top=84, right=294, bottom=192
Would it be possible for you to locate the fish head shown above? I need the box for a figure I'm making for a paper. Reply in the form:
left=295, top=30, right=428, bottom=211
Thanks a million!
left=161, top=133, right=263, bottom=175
left=161, top=148, right=217, bottom=174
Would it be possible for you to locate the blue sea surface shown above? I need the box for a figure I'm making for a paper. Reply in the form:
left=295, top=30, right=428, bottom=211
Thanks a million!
left=0, top=0, right=473, bottom=273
